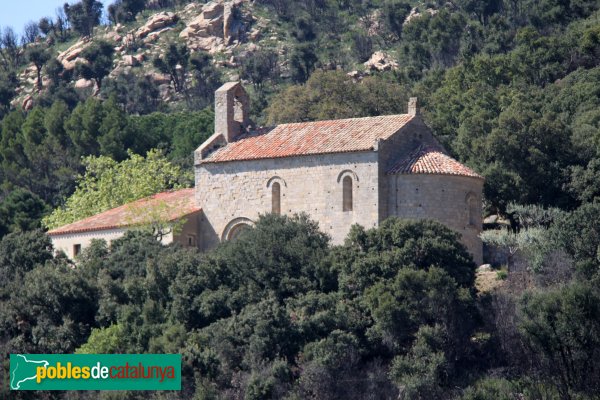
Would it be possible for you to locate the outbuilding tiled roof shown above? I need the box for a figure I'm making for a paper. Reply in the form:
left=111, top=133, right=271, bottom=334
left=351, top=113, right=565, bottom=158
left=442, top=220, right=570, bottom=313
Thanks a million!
left=388, top=146, right=483, bottom=179
left=202, top=114, right=415, bottom=163
left=48, top=188, right=200, bottom=235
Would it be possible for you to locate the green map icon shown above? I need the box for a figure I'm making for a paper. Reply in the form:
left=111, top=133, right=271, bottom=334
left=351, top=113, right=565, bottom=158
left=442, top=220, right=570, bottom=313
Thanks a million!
left=10, top=354, right=49, bottom=390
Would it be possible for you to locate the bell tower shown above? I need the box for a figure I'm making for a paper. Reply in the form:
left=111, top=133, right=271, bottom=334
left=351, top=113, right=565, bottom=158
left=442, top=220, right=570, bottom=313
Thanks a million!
left=214, top=82, right=250, bottom=143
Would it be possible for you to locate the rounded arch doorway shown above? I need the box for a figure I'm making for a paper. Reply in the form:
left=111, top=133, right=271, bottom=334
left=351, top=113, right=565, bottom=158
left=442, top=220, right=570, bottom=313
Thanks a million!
left=222, top=217, right=254, bottom=241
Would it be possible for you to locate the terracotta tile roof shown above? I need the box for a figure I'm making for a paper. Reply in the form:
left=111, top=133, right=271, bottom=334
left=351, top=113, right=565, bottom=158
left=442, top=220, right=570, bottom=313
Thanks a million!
left=48, top=188, right=199, bottom=236
left=202, top=114, right=415, bottom=163
left=388, top=146, right=484, bottom=179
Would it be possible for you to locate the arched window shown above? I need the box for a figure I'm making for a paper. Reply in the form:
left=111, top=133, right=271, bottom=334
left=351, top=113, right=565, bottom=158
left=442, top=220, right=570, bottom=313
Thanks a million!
left=467, top=193, right=478, bottom=226
left=343, top=176, right=353, bottom=212
left=272, top=182, right=281, bottom=215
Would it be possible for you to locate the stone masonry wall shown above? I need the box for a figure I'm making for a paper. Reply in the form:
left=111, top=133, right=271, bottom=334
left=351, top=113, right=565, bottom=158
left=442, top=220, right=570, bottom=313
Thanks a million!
left=51, top=228, right=130, bottom=258
left=388, top=173, right=484, bottom=264
left=377, top=118, right=440, bottom=222
left=171, top=212, right=202, bottom=248
left=378, top=118, right=440, bottom=173
left=195, top=151, right=380, bottom=250
left=50, top=212, right=201, bottom=258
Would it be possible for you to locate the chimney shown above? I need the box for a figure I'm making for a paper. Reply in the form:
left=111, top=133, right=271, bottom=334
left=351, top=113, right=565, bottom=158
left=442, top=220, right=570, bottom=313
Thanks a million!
left=215, top=82, right=250, bottom=143
left=408, top=97, right=419, bottom=116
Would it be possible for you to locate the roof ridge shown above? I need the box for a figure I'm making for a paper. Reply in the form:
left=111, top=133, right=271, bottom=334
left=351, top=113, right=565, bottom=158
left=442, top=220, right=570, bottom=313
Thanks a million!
left=275, top=113, right=411, bottom=128
left=202, top=114, right=416, bottom=163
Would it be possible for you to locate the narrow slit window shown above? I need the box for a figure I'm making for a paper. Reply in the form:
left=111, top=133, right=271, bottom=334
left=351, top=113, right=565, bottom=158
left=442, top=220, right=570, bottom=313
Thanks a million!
left=468, top=194, right=478, bottom=226
left=73, top=244, right=81, bottom=258
left=272, top=182, right=281, bottom=215
left=343, top=176, right=353, bottom=212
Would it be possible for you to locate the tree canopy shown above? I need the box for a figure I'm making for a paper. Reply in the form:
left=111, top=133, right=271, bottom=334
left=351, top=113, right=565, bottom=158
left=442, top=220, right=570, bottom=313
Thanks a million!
left=42, top=149, right=190, bottom=229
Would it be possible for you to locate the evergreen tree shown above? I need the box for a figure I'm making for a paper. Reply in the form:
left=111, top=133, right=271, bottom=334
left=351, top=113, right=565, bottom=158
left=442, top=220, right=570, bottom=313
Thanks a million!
left=64, top=0, right=103, bottom=38
left=25, top=45, right=50, bottom=90
left=76, top=40, right=115, bottom=90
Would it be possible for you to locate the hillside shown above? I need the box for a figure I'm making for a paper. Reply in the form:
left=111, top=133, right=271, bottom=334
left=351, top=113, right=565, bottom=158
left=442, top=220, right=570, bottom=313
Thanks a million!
left=14, top=1, right=264, bottom=110
left=11, top=0, right=419, bottom=113
left=2, top=0, right=599, bottom=212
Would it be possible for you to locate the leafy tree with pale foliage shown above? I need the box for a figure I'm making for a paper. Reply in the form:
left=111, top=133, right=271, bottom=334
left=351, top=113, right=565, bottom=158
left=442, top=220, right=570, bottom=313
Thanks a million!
left=43, top=149, right=191, bottom=229
left=480, top=227, right=550, bottom=271
left=76, top=324, right=127, bottom=354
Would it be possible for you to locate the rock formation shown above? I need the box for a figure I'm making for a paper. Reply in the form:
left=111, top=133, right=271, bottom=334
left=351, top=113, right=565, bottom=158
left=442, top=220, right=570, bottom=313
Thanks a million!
left=179, top=0, right=247, bottom=54
left=403, top=7, right=438, bottom=25
left=57, top=39, right=91, bottom=70
left=363, top=51, right=399, bottom=72
left=135, top=12, right=177, bottom=39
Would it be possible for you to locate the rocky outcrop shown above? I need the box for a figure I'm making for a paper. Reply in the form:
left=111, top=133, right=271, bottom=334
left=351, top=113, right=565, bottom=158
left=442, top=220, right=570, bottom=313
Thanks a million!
left=179, top=2, right=225, bottom=53
left=74, top=78, right=94, bottom=89
left=223, top=3, right=237, bottom=43
left=122, top=55, right=138, bottom=67
left=179, top=0, right=248, bottom=53
left=148, top=72, right=171, bottom=85
left=22, top=95, right=33, bottom=111
left=135, top=12, right=177, bottom=39
left=144, top=27, right=172, bottom=44
left=117, top=53, right=145, bottom=68
left=360, top=10, right=381, bottom=36
left=363, top=51, right=398, bottom=71
left=104, top=30, right=123, bottom=43
left=57, top=39, right=91, bottom=70
left=15, top=0, right=261, bottom=108
left=403, top=7, right=438, bottom=25
left=347, top=70, right=366, bottom=81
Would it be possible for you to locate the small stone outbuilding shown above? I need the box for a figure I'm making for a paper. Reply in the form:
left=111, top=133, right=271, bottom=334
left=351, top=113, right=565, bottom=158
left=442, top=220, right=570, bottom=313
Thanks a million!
left=49, top=189, right=201, bottom=259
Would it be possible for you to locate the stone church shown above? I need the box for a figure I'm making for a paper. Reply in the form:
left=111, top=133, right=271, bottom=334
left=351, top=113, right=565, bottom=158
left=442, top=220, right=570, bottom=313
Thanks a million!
left=49, top=82, right=484, bottom=264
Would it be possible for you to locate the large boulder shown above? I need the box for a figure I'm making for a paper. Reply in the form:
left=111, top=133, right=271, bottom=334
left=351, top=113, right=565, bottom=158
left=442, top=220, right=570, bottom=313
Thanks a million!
left=74, top=78, right=94, bottom=89
left=144, top=27, right=172, bottom=43
left=57, top=39, right=91, bottom=70
left=179, top=0, right=247, bottom=53
left=180, top=2, right=225, bottom=39
left=64, top=57, right=88, bottom=71
left=363, top=51, right=398, bottom=72
left=122, top=55, right=139, bottom=67
left=136, top=11, right=177, bottom=39
left=404, top=7, right=438, bottom=25
left=148, top=72, right=171, bottom=85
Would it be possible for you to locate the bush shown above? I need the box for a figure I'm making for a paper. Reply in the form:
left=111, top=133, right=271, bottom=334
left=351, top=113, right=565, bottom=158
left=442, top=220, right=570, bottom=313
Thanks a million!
left=460, top=378, right=519, bottom=400
left=519, top=283, right=600, bottom=397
